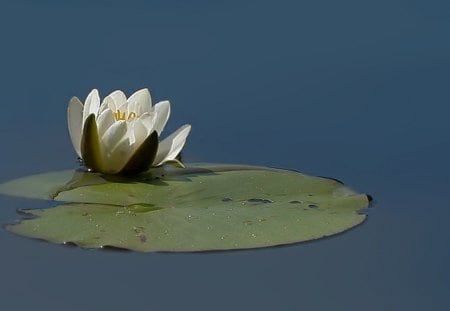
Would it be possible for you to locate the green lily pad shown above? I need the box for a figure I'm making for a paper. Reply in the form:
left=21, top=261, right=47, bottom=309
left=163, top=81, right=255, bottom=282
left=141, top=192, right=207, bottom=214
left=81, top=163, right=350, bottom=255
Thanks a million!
left=0, top=164, right=370, bottom=252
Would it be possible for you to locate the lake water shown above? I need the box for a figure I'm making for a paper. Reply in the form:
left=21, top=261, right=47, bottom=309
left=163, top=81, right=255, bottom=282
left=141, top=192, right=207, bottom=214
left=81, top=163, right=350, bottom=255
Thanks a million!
left=0, top=1, right=449, bottom=310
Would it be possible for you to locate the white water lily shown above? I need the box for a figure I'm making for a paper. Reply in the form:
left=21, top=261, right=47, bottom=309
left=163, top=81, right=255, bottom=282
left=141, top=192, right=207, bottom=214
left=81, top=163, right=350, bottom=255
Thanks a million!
left=67, top=88, right=191, bottom=174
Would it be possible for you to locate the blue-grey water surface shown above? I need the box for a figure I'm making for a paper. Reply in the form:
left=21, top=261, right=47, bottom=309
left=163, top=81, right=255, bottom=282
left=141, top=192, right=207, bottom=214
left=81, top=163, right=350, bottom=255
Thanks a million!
left=0, top=1, right=449, bottom=310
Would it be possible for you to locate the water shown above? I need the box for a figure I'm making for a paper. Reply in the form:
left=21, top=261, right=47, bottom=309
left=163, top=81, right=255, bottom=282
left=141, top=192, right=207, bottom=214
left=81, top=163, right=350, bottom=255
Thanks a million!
left=0, top=1, right=449, bottom=310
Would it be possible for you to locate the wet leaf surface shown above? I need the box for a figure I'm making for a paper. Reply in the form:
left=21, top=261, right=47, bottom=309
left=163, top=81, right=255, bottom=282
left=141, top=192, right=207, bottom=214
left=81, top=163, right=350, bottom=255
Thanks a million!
left=0, top=164, right=370, bottom=252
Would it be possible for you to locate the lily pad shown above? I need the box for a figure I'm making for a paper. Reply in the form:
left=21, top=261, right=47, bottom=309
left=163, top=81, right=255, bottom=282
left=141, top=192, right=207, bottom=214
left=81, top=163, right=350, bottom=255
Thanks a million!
left=0, top=164, right=370, bottom=252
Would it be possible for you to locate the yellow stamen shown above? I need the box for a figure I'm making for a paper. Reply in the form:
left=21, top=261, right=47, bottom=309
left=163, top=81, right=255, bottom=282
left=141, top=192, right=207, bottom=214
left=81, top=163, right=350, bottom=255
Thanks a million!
left=114, top=110, right=126, bottom=120
left=114, top=110, right=138, bottom=121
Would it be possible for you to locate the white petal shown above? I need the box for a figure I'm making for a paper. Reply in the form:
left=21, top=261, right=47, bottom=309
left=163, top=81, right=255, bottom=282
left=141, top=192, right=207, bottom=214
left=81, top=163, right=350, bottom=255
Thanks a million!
left=101, top=120, right=128, bottom=151
left=102, top=120, right=148, bottom=173
left=138, top=112, right=157, bottom=135
left=105, top=121, right=154, bottom=173
left=96, top=109, right=115, bottom=138
left=83, top=89, right=100, bottom=124
left=152, top=100, right=171, bottom=135
left=98, top=97, right=111, bottom=115
left=108, top=90, right=127, bottom=111
left=127, top=88, right=152, bottom=116
left=129, top=120, right=148, bottom=147
left=100, top=121, right=132, bottom=173
left=102, top=95, right=116, bottom=112
left=67, top=96, right=84, bottom=157
left=154, top=124, right=191, bottom=166
left=102, top=136, right=133, bottom=174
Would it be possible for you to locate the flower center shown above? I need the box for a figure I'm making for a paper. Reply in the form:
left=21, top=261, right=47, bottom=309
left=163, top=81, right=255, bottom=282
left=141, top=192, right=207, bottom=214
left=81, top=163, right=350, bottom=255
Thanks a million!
left=114, top=110, right=138, bottom=121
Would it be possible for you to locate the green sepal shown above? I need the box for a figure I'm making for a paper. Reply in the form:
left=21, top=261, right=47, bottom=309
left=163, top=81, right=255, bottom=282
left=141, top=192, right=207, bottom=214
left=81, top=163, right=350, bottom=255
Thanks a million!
left=80, top=114, right=104, bottom=173
left=119, top=131, right=159, bottom=175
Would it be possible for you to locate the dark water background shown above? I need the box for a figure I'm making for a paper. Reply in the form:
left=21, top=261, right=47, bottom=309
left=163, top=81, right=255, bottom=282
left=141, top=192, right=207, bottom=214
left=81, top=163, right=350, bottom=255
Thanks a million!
left=0, top=1, right=449, bottom=310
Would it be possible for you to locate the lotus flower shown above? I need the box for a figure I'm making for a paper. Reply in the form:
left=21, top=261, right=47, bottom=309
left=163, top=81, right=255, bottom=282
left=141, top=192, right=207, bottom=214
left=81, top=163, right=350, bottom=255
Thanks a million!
left=67, top=88, right=191, bottom=175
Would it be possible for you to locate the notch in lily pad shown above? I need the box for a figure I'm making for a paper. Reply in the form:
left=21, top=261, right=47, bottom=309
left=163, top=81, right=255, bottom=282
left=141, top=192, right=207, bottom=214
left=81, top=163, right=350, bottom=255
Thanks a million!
left=0, top=164, right=371, bottom=252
